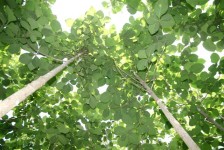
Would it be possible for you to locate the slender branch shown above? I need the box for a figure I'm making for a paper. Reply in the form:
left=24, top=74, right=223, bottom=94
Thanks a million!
left=27, top=42, right=64, bottom=62
left=116, top=64, right=139, bottom=84
left=197, top=106, right=224, bottom=132
left=35, top=51, right=64, bottom=62
left=113, top=62, right=146, bottom=92
left=134, top=73, right=200, bottom=150
left=220, top=115, right=224, bottom=121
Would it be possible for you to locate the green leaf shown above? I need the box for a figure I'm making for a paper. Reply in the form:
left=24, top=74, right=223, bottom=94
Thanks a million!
left=90, top=128, right=102, bottom=135
left=126, top=0, right=140, bottom=14
left=51, top=20, right=61, bottom=32
left=57, top=123, right=70, bottom=134
left=35, top=7, right=42, bottom=18
left=102, top=108, right=110, bottom=118
left=160, top=14, right=175, bottom=29
left=217, top=40, right=224, bottom=51
left=7, top=44, right=20, bottom=54
left=67, top=66, right=74, bottom=73
left=182, top=34, right=190, bottom=45
left=149, top=126, right=157, bottom=135
left=147, top=14, right=160, bottom=34
left=163, top=34, right=176, bottom=45
left=105, top=38, right=115, bottom=47
left=5, top=6, right=16, bottom=23
left=28, top=62, right=36, bottom=70
left=56, top=82, right=65, bottom=90
left=25, top=1, right=36, bottom=11
left=89, top=96, right=97, bottom=108
left=186, top=0, right=197, bottom=7
left=137, top=59, right=148, bottom=70
left=98, top=78, right=106, bottom=86
left=37, top=16, right=48, bottom=25
left=100, top=92, right=111, bottom=103
left=0, top=12, right=7, bottom=24
left=62, top=84, right=73, bottom=93
left=42, top=27, right=53, bottom=36
left=27, top=17, right=38, bottom=30
left=138, top=50, right=147, bottom=59
left=154, top=0, right=168, bottom=18
left=210, top=53, right=220, bottom=63
left=201, top=124, right=210, bottom=134
left=189, top=54, right=198, bottom=62
left=186, top=0, right=208, bottom=7
left=7, top=23, right=19, bottom=35
left=20, top=20, right=30, bottom=31
left=190, top=63, right=204, bottom=73
left=46, top=128, right=59, bottom=135
left=45, top=36, right=55, bottom=43
left=39, top=46, right=49, bottom=55
left=203, top=39, right=216, bottom=51
left=114, top=126, right=126, bottom=135
left=200, top=72, right=210, bottom=81
left=128, top=133, right=140, bottom=144
left=142, top=144, right=154, bottom=149
left=19, top=53, right=33, bottom=64
left=57, top=134, right=69, bottom=145
left=32, top=57, right=40, bottom=68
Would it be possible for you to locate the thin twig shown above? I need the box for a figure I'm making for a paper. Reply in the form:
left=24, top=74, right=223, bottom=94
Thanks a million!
left=197, top=106, right=224, bottom=132
left=27, top=42, right=64, bottom=62
left=113, top=61, right=146, bottom=92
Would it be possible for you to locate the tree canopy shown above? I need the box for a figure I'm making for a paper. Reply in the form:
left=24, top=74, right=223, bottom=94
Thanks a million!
left=0, top=0, right=223, bottom=149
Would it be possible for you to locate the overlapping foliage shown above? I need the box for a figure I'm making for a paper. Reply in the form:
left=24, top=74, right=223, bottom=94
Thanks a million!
left=0, top=0, right=223, bottom=149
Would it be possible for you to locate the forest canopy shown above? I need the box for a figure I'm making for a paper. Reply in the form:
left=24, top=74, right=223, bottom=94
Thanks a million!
left=0, top=0, right=223, bottom=149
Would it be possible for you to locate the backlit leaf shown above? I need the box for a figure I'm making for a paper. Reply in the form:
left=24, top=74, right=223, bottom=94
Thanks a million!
left=114, top=126, right=126, bottom=135
left=5, top=6, right=16, bottom=23
left=147, top=14, right=160, bottom=34
left=126, top=0, right=140, bottom=14
left=160, top=14, right=175, bottom=29
left=138, top=50, right=147, bottom=59
left=190, top=63, right=204, bottom=73
left=57, top=123, right=70, bottom=134
left=27, top=17, right=38, bottom=30
left=100, top=92, right=111, bottom=103
left=186, top=0, right=208, bottom=7
left=19, top=53, right=33, bottom=64
left=210, top=53, right=220, bottom=63
left=137, top=59, right=148, bottom=70
left=7, top=44, right=20, bottom=54
left=51, top=20, right=61, bottom=32
left=89, top=95, right=97, bottom=108
left=154, top=0, right=168, bottom=18
left=203, top=39, right=216, bottom=51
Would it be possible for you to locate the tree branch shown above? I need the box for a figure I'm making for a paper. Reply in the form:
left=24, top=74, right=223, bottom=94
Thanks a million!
left=197, top=106, right=224, bottom=132
left=27, top=42, right=64, bottom=62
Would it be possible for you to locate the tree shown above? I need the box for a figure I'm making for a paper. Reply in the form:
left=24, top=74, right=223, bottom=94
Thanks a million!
left=0, top=52, right=84, bottom=118
left=0, top=0, right=223, bottom=149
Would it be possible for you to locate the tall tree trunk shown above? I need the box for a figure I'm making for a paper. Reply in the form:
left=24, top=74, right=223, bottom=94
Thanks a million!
left=134, top=74, right=200, bottom=150
left=0, top=52, right=83, bottom=118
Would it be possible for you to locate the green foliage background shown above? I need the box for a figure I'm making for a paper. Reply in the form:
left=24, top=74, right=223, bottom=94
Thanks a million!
left=0, top=0, right=223, bottom=149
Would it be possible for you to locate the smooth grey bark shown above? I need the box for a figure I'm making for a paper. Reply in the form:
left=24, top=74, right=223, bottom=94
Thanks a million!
left=134, top=73, right=200, bottom=150
left=0, top=52, right=83, bottom=118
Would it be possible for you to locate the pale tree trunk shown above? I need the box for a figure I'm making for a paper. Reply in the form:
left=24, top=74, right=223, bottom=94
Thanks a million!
left=134, top=74, right=200, bottom=150
left=0, top=52, right=83, bottom=118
